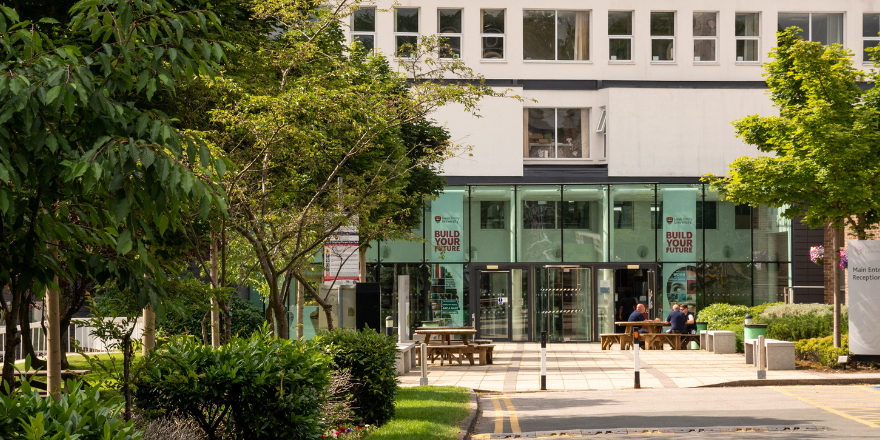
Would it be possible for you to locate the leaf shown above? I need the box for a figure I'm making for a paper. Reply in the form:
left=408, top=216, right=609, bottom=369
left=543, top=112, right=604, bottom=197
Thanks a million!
left=44, top=85, right=62, bottom=105
left=212, top=42, right=223, bottom=61
left=115, top=197, right=130, bottom=221
left=181, top=169, right=193, bottom=193
left=146, top=78, right=157, bottom=100
left=45, top=133, right=57, bottom=153
left=199, top=194, right=211, bottom=219
left=0, top=189, right=9, bottom=214
left=38, top=17, right=59, bottom=24
left=117, top=229, right=132, bottom=254
left=157, top=214, right=169, bottom=236
left=216, top=158, right=226, bottom=177
left=140, top=147, right=156, bottom=168
left=136, top=70, right=150, bottom=92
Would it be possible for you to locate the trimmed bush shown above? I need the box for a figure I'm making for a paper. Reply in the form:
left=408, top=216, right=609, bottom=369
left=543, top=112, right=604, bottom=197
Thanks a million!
left=133, top=331, right=331, bottom=440
left=764, top=313, right=843, bottom=341
left=795, top=334, right=850, bottom=368
left=0, top=380, right=140, bottom=440
left=698, top=303, right=750, bottom=330
left=759, top=303, right=847, bottom=319
left=748, top=302, right=784, bottom=316
left=315, top=328, right=399, bottom=426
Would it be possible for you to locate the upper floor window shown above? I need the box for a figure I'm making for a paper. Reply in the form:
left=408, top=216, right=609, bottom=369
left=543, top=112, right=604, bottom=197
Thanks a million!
left=735, top=13, right=760, bottom=62
left=481, top=9, right=506, bottom=59
left=608, top=11, right=633, bottom=61
left=394, top=8, right=419, bottom=58
left=693, top=12, right=717, bottom=62
left=351, top=7, right=376, bottom=51
left=864, top=13, right=880, bottom=62
left=523, top=10, right=590, bottom=61
left=524, top=108, right=589, bottom=159
left=438, top=9, right=463, bottom=59
left=651, top=12, right=675, bottom=62
left=778, top=13, right=843, bottom=46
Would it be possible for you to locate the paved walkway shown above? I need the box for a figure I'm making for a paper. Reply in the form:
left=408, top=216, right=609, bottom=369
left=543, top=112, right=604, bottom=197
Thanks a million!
left=398, top=343, right=880, bottom=391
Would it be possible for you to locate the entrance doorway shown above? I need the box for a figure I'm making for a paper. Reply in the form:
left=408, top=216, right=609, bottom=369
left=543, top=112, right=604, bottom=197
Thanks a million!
left=600, top=267, right=657, bottom=333
left=476, top=269, right=529, bottom=341
left=535, top=266, right=592, bottom=342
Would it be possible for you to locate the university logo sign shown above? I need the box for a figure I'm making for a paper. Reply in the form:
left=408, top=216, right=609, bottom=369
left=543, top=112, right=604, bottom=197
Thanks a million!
left=666, top=216, right=673, bottom=224
left=434, top=215, right=442, bottom=223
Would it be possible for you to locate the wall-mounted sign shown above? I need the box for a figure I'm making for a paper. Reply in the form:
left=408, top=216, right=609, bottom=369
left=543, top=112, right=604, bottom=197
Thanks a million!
left=324, top=215, right=359, bottom=285
left=441, top=300, right=460, bottom=311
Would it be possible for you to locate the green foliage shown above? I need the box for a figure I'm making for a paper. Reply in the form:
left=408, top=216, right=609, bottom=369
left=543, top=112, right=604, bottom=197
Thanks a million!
left=133, top=330, right=331, bottom=440
left=704, top=28, right=880, bottom=237
left=795, top=334, right=851, bottom=368
left=719, top=324, right=745, bottom=353
left=758, top=303, right=846, bottom=319
left=761, top=310, right=847, bottom=342
left=748, top=302, right=784, bottom=317
left=0, top=376, right=140, bottom=440
left=698, top=303, right=751, bottom=330
left=160, top=295, right=265, bottom=343
left=316, top=329, right=399, bottom=426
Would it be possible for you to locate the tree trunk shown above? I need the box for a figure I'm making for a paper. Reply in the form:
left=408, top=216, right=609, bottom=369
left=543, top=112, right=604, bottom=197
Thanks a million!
left=45, top=280, right=62, bottom=401
left=210, top=234, right=221, bottom=347
left=1, top=284, right=22, bottom=394
left=832, top=226, right=842, bottom=348
left=201, top=312, right=209, bottom=345
left=294, top=271, right=334, bottom=331
left=266, top=278, right=289, bottom=339
left=123, top=334, right=132, bottom=421
left=18, top=290, right=46, bottom=370
left=296, top=280, right=304, bottom=339
left=142, top=305, right=156, bottom=355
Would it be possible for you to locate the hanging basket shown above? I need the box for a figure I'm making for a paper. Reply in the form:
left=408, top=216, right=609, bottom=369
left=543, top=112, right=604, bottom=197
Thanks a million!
left=809, top=245, right=824, bottom=266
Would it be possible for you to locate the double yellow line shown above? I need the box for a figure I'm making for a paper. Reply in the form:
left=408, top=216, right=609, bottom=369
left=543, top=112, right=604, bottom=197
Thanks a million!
left=489, top=395, right=521, bottom=433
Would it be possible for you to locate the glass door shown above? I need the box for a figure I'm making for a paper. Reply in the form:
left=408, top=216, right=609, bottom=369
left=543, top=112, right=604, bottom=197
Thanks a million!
left=536, top=266, right=593, bottom=342
left=478, top=271, right=510, bottom=340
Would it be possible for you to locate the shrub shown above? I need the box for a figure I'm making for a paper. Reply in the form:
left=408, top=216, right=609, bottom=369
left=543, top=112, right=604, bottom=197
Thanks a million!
left=795, top=334, right=850, bottom=368
left=315, top=328, right=399, bottom=426
left=764, top=313, right=845, bottom=341
left=0, top=379, right=140, bottom=440
left=720, top=323, right=745, bottom=353
left=698, top=303, right=750, bottom=329
left=133, top=331, right=331, bottom=440
left=749, top=302, right=784, bottom=316
left=758, top=303, right=846, bottom=319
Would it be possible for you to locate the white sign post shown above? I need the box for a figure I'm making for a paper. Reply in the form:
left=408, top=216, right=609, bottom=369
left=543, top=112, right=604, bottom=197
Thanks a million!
left=847, top=240, right=880, bottom=357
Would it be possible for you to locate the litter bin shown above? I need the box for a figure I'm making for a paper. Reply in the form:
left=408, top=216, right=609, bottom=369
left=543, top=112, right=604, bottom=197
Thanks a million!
left=692, top=322, right=709, bottom=349
left=744, top=324, right=767, bottom=341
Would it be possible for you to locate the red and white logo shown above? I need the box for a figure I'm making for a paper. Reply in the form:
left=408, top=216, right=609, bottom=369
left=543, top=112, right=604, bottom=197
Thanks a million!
left=434, top=216, right=442, bottom=223
left=666, top=217, right=673, bottom=224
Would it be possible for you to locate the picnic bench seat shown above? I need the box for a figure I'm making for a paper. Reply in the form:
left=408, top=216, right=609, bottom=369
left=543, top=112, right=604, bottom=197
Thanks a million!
left=462, top=344, right=495, bottom=365
left=644, top=333, right=699, bottom=350
left=600, top=333, right=633, bottom=350
left=429, top=344, right=467, bottom=366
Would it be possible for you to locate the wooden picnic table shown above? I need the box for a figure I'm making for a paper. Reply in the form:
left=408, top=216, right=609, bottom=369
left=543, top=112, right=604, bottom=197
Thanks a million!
left=414, top=327, right=477, bottom=346
left=615, top=321, right=669, bottom=335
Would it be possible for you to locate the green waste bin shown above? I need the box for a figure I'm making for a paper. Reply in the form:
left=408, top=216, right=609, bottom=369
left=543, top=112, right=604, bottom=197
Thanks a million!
left=692, top=322, right=709, bottom=349
left=744, top=324, right=767, bottom=340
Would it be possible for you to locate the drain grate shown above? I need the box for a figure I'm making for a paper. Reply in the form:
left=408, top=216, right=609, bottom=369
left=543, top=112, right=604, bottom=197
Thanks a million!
left=473, top=424, right=831, bottom=439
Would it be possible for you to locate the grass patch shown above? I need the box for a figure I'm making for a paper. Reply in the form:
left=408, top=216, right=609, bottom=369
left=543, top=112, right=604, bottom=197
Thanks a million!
left=366, top=386, right=471, bottom=440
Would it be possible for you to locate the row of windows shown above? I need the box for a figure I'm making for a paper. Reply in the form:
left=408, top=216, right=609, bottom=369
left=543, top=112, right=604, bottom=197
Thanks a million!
left=352, top=8, right=880, bottom=63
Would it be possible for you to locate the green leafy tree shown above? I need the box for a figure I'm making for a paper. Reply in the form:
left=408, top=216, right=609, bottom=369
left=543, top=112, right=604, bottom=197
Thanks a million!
left=704, top=28, right=880, bottom=347
left=206, top=2, right=505, bottom=337
left=0, top=0, right=229, bottom=391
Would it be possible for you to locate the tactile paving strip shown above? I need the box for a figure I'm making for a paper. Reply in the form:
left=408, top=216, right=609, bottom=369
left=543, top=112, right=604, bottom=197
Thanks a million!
left=473, top=424, right=831, bottom=439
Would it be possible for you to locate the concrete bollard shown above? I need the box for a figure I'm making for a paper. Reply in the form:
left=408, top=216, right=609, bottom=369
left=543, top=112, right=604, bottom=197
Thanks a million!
left=757, top=335, right=766, bottom=380
left=420, top=343, right=428, bottom=386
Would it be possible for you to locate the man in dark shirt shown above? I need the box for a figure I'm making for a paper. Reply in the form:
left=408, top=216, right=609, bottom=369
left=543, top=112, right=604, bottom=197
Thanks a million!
left=665, top=304, right=687, bottom=334
left=628, top=303, right=648, bottom=333
left=681, top=304, right=696, bottom=334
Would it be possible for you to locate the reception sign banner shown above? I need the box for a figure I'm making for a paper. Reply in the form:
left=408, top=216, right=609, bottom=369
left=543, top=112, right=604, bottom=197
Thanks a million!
left=847, top=240, right=880, bottom=356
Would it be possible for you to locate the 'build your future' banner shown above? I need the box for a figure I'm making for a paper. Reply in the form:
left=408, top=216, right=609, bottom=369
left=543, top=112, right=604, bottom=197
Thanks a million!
left=662, top=188, right=697, bottom=315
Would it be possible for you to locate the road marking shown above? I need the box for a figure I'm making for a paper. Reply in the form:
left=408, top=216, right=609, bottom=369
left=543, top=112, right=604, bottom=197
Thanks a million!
left=502, top=396, right=522, bottom=433
left=772, top=386, right=880, bottom=429
left=490, top=396, right=504, bottom=433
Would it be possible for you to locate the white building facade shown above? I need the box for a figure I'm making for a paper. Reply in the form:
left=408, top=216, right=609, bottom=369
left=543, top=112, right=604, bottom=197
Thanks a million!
left=346, top=1, right=877, bottom=342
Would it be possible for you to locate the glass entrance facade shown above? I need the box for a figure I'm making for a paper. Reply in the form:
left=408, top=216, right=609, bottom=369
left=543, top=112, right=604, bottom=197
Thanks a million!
left=363, top=183, right=792, bottom=342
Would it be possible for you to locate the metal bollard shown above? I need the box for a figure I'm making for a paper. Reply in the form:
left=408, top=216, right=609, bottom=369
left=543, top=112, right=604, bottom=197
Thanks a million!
left=420, top=343, right=429, bottom=386
left=385, top=316, right=394, bottom=337
left=540, top=331, right=547, bottom=390
left=757, top=335, right=766, bottom=379
left=633, top=330, right=641, bottom=389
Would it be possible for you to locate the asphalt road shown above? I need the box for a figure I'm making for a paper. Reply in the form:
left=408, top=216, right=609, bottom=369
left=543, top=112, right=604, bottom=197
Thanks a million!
left=473, top=385, right=880, bottom=439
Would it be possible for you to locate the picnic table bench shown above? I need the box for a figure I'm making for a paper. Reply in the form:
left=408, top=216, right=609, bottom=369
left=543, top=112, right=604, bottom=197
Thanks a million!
left=414, top=327, right=494, bottom=366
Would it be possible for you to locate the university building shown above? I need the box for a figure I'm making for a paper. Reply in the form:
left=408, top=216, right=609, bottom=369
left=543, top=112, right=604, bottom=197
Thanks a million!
left=328, top=1, right=876, bottom=342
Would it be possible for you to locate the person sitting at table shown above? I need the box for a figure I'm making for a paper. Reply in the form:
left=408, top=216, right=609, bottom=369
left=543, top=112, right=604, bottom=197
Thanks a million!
left=665, top=304, right=687, bottom=334
left=681, top=304, right=696, bottom=334
left=629, top=303, right=650, bottom=348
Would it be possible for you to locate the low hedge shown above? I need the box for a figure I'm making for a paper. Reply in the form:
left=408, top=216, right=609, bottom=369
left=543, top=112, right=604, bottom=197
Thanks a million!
left=134, top=331, right=332, bottom=440
left=719, top=323, right=745, bottom=353
left=316, top=328, right=399, bottom=426
left=795, top=334, right=850, bottom=368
